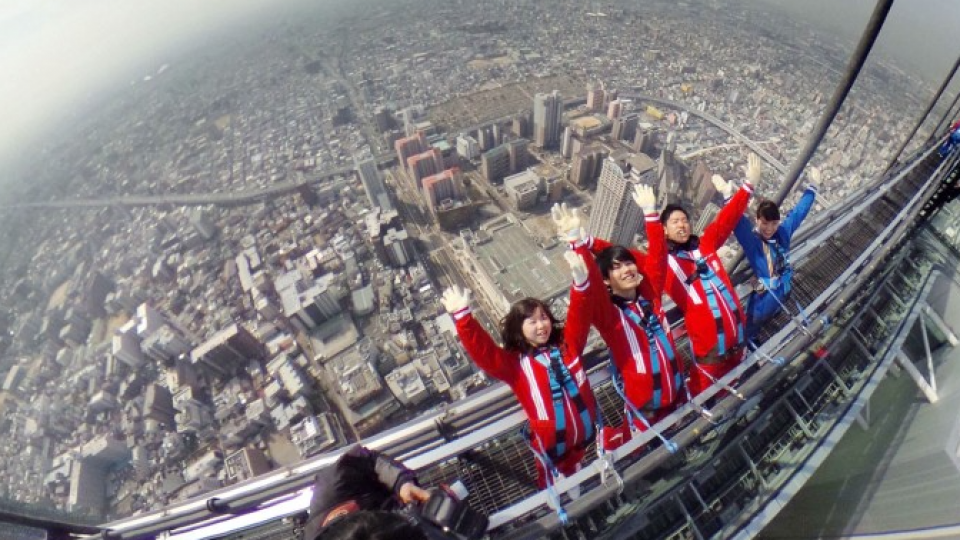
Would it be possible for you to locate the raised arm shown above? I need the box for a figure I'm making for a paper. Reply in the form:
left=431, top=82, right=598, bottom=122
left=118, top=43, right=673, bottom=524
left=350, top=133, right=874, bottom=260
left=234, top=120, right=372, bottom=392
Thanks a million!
left=633, top=184, right=667, bottom=296
left=562, top=247, right=596, bottom=356
left=443, top=286, right=518, bottom=382
left=780, top=168, right=820, bottom=240
left=702, top=154, right=761, bottom=252
left=551, top=202, right=647, bottom=266
left=733, top=213, right=762, bottom=263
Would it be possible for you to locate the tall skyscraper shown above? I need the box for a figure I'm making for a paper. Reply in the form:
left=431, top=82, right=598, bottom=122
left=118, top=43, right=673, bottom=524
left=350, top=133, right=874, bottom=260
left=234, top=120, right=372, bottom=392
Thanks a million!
left=586, top=82, right=606, bottom=112
left=533, top=90, right=563, bottom=149
left=355, top=157, right=393, bottom=211
left=588, top=152, right=657, bottom=247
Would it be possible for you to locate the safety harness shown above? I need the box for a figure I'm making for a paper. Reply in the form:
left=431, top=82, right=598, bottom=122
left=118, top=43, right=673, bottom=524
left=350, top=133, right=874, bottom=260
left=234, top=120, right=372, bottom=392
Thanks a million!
left=669, top=246, right=744, bottom=356
left=531, top=347, right=594, bottom=459
left=614, top=297, right=683, bottom=409
left=522, top=346, right=600, bottom=524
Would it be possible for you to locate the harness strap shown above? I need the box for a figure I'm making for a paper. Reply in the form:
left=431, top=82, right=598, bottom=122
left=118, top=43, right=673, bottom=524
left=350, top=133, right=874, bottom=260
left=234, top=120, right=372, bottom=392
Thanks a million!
left=619, top=300, right=683, bottom=408
left=533, top=348, right=595, bottom=458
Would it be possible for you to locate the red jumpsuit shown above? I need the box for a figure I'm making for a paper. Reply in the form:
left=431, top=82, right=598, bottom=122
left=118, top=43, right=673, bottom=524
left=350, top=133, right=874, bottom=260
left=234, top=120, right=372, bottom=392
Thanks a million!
left=451, top=248, right=599, bottom=487
left=584, top=212, right=682, bottom=446
left=664, top=183, right=753, bottom=396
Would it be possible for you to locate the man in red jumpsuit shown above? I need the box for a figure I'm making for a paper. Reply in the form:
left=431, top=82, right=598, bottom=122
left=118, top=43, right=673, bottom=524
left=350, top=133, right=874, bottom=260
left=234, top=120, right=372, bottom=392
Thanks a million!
left=661, top=153, right=761, bottom=396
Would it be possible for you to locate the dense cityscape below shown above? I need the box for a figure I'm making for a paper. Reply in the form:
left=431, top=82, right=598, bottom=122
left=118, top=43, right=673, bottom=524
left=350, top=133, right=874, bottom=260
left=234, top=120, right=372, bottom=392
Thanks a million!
left=0, top=0, right=933, bottom=523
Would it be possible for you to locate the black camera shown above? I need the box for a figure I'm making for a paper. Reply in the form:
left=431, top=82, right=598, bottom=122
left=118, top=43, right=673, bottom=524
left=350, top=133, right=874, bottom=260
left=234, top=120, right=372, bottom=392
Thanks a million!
left=401, top=484, right=488, bottom=540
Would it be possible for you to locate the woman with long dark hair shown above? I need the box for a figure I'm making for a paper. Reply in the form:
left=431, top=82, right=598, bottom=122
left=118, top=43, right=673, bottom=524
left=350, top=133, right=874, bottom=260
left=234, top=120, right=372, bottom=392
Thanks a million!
left=441, top=249, right=599, bottom=489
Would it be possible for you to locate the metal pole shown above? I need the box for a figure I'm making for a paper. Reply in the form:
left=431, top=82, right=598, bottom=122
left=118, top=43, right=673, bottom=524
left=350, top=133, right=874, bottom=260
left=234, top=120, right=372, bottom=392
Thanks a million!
left=888, top=53, right=960, bottom=169
left=772, top=0, right=895, bottom=205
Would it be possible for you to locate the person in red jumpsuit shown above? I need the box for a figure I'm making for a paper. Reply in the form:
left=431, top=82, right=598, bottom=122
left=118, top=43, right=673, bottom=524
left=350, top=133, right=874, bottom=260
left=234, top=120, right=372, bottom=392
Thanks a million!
left=551, top=184, right=681, bottom=450
left=661, top=153, right=761, bottom=397
left=442, top=248, right=599, bottom=489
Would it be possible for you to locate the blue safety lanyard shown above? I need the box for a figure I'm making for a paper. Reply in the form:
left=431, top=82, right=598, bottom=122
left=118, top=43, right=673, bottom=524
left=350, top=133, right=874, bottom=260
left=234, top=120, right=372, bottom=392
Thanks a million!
left=675, top=251, right=744, bottom=355
left=608, top=366, right=678, bottom=453
left=530, top=347, right=595, bottom=459
left=618, top=299, right=683, bottom=409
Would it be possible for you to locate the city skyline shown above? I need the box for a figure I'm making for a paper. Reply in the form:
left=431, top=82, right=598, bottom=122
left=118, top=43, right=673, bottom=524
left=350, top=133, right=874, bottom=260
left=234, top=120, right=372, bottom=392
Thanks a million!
left=0, top=0, right=952, bottom=529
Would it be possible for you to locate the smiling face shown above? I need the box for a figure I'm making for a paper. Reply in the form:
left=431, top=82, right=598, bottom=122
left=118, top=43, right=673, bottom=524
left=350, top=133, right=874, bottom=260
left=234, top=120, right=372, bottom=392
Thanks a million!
left=664, top=209, right=691, bottom=244
left=521, top=307, right=553, bottom=347
left=605, top=259, right=642, bottom=298
left=756, top=216, right=781, bottom=240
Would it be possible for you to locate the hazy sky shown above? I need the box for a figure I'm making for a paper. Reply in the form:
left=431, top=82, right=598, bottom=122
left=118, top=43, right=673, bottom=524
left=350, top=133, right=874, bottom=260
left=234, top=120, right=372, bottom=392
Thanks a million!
left=758, top=0, right=960, bottom=82
left=0, top=0, right=295, bottom=169
left=1, top=0, right=959, bottom=172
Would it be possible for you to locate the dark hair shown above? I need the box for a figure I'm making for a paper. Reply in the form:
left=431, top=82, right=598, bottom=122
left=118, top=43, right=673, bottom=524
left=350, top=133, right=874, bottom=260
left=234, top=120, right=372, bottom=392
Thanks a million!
left=499, top=297, right=563, bottom=354
left=596, top=246, right=636, bottom=279
left=659, top=204, right=689, bottom=224
left=756, top=200, right=781, bottom=221
left=317, top=511, right=428, bottom=540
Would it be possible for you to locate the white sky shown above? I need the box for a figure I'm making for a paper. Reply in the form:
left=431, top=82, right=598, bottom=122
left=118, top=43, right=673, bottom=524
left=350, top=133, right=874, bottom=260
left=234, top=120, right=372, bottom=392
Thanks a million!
left=0, top=0, right=288, bottom=168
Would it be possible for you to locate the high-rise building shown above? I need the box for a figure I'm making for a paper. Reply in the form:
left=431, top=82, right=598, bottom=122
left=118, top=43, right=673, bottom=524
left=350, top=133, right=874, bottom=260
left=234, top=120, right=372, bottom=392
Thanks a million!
left=355, top=157, right=393, bottom=211
left=506, top=138, right=529, bottom=173
left=112, top=320, right=144, bottom=368
left=561, top=126, right=574, bottom=158
left=374, top=106, right=394, bottom=133
left=190, top=324, right=266, bottom=377
left=456, top=134, right=480, bottom=160
left=383, top=228, right=414, bottom=267
left=569, top=146, right=608, bottom=187
left=503, top=170, right=542, bottom=210
left=694, top=202, right=722, bottom=235
left=512, top=112, right=532, bottom=138
left=607, top=99, right=624, bottom=120
left=633, top=127, right=658, bottom=155
left=477, top=125, right=497, bottom=151
left=277, top=272, right=343, bottom=333
left=481, top=145, right=511, bottom=183
left=612, top=113, right=639, bottom=142
left=407, top=149, right=444, bottom=189
left=533, top=90, right=563, bottom=149
left=589, top=152, right=657, bottom=247
left=586, top=82, right=606, bottom=112
left=394, top=132, right=426, bottom=169
left=422, top=168, right=464, bottom=214
left=144, top=384, right=176, bottom=427
left=690, top=160, right=717, bottom=210
left=189, top=209, right=218, bottom=240
left=402, top=108, right=416, bottom=136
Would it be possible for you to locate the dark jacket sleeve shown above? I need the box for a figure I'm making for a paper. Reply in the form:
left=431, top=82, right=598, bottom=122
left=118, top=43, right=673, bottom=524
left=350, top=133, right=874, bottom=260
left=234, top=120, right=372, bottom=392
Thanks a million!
left=303, top=446, right=417, bottom=539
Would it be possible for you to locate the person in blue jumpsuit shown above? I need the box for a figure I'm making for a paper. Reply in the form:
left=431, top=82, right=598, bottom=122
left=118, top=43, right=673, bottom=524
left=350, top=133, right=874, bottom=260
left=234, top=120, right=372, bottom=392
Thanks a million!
left=939, top=121, right=960, bottom=157
left=733, top=167, right=821, bottom=341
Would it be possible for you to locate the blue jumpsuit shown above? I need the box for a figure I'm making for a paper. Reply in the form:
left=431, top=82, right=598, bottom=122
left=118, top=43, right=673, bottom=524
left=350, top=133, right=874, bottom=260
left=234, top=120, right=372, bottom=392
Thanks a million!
left=734, top=186, right=817, bottom=340
left=939, top=126, right=960, bottom=158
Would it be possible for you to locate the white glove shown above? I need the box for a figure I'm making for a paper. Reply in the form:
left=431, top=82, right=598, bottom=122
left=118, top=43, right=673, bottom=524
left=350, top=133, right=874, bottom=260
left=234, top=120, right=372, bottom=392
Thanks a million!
left=564, top=251, right=588, bottom=285
left=441, top=286, right=471, bottom=314
left=807, top=166, right=821, bottom=186
left=551, top=203, right=585, bottom=243
left=746, top=153, right=762, bottom=185
left=711, top=174, right=733, bottom=198
left=716, top=245, right=733, bottom=259
left=631, top=184, right=656, bottom=214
